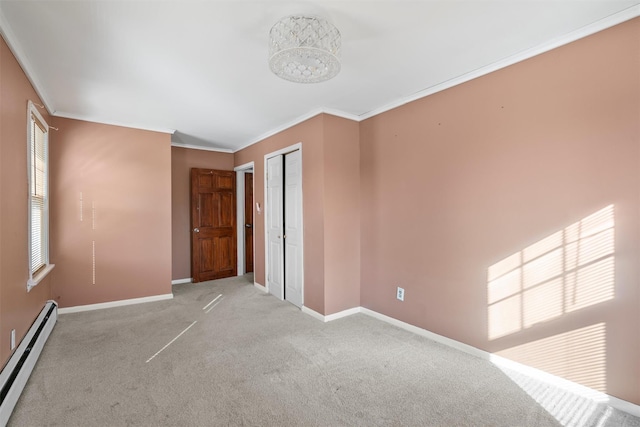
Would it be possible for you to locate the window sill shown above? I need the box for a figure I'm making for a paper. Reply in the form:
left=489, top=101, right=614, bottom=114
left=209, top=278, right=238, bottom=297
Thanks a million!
left=27, top=264, right=55, bottom=292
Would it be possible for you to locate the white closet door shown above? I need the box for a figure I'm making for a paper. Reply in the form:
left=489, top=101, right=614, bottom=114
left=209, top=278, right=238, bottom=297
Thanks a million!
left=266, top=155, right=284, bottom=300
left=284, top=150, right=303, bottom=307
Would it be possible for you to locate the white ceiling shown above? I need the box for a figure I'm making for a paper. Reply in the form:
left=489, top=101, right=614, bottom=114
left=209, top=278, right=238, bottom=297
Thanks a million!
left=0, top=1, right=638, bottom=152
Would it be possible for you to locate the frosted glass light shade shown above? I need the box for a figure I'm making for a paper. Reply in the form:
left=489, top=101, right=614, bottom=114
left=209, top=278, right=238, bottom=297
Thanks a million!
left=269, top=16, right=341, bottom=84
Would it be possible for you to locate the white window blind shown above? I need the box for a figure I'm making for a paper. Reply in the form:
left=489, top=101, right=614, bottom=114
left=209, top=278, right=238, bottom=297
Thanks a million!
left=27, top=102, right=53, bottom=290
left=30, top=114, right=47, bottom=274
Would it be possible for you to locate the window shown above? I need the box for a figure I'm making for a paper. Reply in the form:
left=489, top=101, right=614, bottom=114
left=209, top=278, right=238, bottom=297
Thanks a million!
left=27, top=102, right=54, bottom=291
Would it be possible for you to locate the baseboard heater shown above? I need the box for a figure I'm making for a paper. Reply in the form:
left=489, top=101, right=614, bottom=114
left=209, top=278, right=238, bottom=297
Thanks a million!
left=0, top=300, right=57, bottom=426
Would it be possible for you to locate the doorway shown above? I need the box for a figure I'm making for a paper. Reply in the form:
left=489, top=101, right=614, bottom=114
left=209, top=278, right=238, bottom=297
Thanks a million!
left=245, top=173, right=254, bottom=273
left=265, top=144, right=303, bottom=308
left=235, top=162, right=255, bottom=277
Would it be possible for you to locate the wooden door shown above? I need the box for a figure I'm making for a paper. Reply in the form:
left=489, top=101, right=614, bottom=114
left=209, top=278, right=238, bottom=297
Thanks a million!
left=191, top=168, right=237, bottom=282
left=244, top=173, right=254, bottom=273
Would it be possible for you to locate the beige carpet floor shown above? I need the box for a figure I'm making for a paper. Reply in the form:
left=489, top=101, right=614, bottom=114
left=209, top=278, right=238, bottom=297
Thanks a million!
left=8, top=275, right=640, bottom=426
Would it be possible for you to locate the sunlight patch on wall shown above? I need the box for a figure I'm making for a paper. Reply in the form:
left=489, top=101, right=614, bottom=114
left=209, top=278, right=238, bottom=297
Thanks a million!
left=488, top=205, right=614, bottom=340
left=496, top=323, right=607, bottom=393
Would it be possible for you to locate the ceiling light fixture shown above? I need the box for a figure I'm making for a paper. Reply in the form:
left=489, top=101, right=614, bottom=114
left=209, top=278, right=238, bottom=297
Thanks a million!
left=269, top=15, right=341, bottom=84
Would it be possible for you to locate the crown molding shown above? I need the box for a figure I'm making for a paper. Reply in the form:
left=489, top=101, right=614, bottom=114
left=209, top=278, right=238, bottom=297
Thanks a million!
left=233, top=109, right=324, bottom=153
left=53, top=111, right=176, bottom=135
left=319, top=108, right=362, bottom=123
left=171, top=142, right=233, bottom=153
left=233, top=108, right=361, bottom=153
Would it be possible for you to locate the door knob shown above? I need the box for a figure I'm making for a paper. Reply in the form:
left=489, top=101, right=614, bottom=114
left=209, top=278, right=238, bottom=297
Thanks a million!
left=193, top=228, right=199, bottom=233
left=245, top=224, right=252, bottom=228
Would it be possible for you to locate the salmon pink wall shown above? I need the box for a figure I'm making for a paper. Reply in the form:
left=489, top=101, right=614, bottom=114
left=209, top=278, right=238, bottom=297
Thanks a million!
left=235, top=116, right=326, bottom=314
left=0, top=37, right=53, bottom=365
left=323, top=115, right=360, bottom=314
left=360, top=18, right=640, bottom=404
left=50, top=118, right=172, bottom=307
left=171, top=146, right=234, bottom=280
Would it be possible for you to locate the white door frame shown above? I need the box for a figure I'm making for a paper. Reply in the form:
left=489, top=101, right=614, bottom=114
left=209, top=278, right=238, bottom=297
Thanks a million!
left=234, top=161, right=254, bottom=276
left=264, top=143, right=304, bottom=304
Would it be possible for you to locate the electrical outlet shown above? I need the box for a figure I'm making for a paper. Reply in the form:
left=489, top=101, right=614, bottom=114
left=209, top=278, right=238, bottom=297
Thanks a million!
left=10, top=329, right=15, bottom=350
left=396, top=287, right=405, bottom=301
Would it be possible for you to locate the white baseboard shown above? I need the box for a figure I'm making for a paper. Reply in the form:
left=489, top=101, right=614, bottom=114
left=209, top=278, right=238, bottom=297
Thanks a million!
left=301, top=306, right=325, bottom=321
left=607, top=395, right=640, bottom=418
left=171, top=278, right=191, bottom=285
left=360, top=308, right=487, bottom=360
left=302, top=306, right=361, bottom=322
left=301, top=304, right=640, bottom=418
left=254, top=282, right=267, bottom=292
left=325, top=307, right=361, bottom=322
left=58, top=293, right=173, bottom=314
